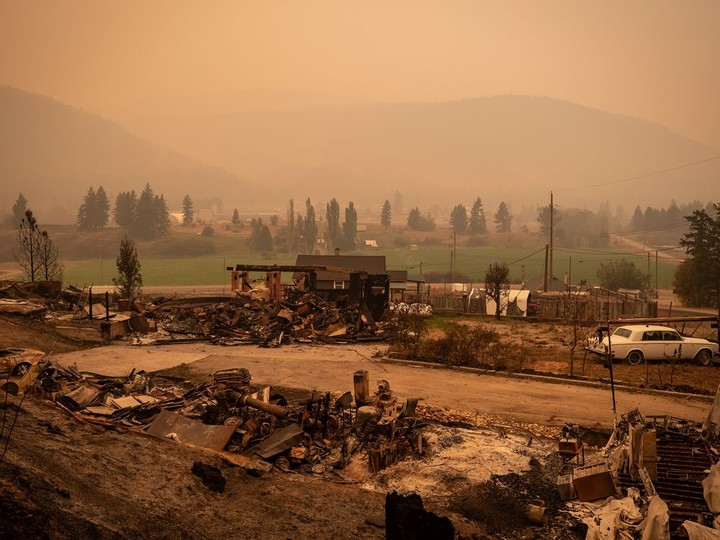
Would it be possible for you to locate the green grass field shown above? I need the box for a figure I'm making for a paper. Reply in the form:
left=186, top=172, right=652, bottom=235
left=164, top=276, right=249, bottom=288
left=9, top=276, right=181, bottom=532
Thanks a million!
left=0, top=223, right=679, bottom=288
left=61, top=240, right=680, bottom=288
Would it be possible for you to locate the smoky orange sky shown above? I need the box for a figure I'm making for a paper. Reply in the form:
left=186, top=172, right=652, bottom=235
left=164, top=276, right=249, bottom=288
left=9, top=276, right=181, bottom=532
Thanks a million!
left=2, top=0, right=720, bottom=148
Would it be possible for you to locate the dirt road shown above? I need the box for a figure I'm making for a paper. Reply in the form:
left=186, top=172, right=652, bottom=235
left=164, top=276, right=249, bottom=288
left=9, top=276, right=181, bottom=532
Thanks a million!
left=56, top=342, right=713, bottom=428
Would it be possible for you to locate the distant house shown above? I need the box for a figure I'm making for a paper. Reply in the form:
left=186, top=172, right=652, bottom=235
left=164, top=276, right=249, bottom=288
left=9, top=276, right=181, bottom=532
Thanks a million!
left=364, top=239, right=378, bottom=249
left=294, top=253, right=390, bottom=321
left=295, top=254, right=386, bottom=291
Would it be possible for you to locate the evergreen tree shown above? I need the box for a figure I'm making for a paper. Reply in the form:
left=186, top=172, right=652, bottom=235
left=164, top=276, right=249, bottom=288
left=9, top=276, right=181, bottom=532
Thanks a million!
left=113, top=191, right=137, bottom=228
left=131, top=183, right=156, bottom=239
left=380, top=200, right=392, bottom=227
left=249, top=220, right=273, bottom=252
left=342, top=201, right=357, bottom=250
left=12, top=193, right=28, bottom=226
left=94, top=186, right=110, bottom=228
left=629, top=206, right=644, bottom=231
left=182, top=194, right=194, bottom=226
left=287, top=199, right=295, bottom=252
left=494, top=202, right=512, bottom=233
left=407, top=207, right=435, bottom=231
left=304, top=198, right=317, bottom=254
left=325, top=198, right=341, bottom=249
left=469, top=197, right=486, bottom=234
left=113, top=234, right=143, bottom=301
left=232, top=208, right=241, bottom=226
left=76, top=187, right=96, bottom=230
left=154, top=195, right=171, bottom=236
left=675, top=204, right=720, bottom=307
left=450, top=204, right=468, bottom=234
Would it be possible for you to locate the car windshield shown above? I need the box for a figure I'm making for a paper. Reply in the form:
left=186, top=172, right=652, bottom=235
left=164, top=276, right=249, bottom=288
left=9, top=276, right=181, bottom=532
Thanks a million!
left=613, top=328, right=632, bottom=338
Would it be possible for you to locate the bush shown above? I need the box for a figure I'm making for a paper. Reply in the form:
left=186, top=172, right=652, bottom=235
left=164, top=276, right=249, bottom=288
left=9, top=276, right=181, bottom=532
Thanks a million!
left=422, top=323, right=501, bottom=366
left=394, top=236, right=410, bottom=247
left=201, top=225, right=215, bottom=236
left=385, top=310, right=429, bottom=359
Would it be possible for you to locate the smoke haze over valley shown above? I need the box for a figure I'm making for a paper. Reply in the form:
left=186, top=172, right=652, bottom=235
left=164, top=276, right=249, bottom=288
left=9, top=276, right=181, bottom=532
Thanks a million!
left=2, top=1, right=719, bottom=221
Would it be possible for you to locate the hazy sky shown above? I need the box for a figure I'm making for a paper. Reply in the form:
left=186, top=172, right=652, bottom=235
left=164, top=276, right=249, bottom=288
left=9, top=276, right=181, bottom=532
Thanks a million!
left=2, top=0, right=720, bottom=147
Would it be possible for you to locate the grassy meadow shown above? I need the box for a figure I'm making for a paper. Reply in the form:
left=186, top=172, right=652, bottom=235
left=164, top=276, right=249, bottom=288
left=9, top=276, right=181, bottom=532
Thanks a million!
left=0, top=222, right=681, bottom=289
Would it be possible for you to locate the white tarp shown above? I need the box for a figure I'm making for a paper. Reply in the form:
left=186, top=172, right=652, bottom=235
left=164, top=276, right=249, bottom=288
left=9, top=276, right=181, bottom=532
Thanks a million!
left=583, top=494, right=644, bottom=540
left=485, top=289, right=531, bottom=317
left=640, top=495, right=669, bottom=540
left=703, top=461, right=720, bottom=514
left=680, top=521, right=720, bottom=539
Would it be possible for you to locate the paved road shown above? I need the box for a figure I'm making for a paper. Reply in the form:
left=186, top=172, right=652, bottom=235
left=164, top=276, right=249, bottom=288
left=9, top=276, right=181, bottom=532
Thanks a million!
left=55, top=343, right=714, bottom=428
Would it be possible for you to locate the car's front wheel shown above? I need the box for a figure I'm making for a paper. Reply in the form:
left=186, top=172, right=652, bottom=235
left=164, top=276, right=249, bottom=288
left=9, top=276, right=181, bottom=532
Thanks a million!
left=627, top=351, right=644, bottom=365
left=696, top=349, right=713, bottom=366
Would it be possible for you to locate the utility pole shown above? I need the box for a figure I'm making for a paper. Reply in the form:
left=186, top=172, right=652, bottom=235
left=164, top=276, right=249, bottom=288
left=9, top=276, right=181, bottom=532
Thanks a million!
left=549, top=191, right=554, bottom=289
left=451, top=231, right=457, bottom=281
left=543, top=244, right=549, bottom=292
left=655, top=250, right=658, bottom=292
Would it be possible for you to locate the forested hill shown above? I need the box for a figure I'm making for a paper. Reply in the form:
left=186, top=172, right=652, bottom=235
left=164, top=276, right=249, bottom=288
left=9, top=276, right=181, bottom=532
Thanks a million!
left=130, top=95, right=720, bottom=210
left=0, top=86, right=255, bottom=223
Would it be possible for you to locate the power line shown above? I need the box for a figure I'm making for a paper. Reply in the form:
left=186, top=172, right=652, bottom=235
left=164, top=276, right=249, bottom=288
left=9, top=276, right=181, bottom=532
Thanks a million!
left=555, top=154, right=720, bottom=192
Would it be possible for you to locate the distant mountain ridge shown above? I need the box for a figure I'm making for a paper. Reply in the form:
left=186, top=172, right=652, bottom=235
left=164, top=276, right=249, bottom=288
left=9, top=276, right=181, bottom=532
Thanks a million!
left=2, top=87, right=718, bottom=224
left=129, top=95, right=720, bottom=211
left=0, top=86, right=253, bottom=223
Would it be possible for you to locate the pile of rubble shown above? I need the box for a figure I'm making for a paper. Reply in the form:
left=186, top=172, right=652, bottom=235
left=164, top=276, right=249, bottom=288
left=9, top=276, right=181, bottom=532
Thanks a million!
left=140, top=292, right=389, bottom=347
left=36, top=362, right=424, bottom=476
left=555, top=397, right=720, bottom=539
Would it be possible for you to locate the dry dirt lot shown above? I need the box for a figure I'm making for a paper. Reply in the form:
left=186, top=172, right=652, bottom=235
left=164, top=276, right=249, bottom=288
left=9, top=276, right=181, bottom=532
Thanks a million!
left=0, top=313, right=718, bottom=538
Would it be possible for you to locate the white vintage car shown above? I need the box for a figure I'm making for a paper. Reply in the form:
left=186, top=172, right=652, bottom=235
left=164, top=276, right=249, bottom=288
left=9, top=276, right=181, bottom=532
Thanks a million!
left=587, top=324, right=719, bottom=366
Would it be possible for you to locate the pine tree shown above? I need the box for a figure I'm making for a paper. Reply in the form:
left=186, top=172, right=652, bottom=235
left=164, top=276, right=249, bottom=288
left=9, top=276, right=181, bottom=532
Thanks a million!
left=182, top=194, right=194, bottom=226
left=11, top=193, right=28, bottom=226
left=380, top=200, right=391, bottom=227
left=469, top=197, right=487, bottom=234
left=76, top=187, right=96, bottom=230
left=113, top=191, right=137, bottom=228
left=450, top=204, right=468, bottom=234
left=675, top=204, right=720, bottom=307
left=231, top=208, right=240, bottom=226
left=132, top=183, right=156, bottom=239
left=94, top=186, right=110, bottom=228
left=154, top=195, right=171, bottom=236
left=113, top=234, right=143, bottom=301
left=494, top=202, right=512, bottom=233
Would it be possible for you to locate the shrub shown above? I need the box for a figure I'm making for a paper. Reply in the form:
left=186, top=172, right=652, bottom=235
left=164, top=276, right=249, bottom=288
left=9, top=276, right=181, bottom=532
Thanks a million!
left=201, top=225, right=215, bottom=236
left=385, top=310, right=429, bottom=359
left=421, top=323, right=501, bottom=366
